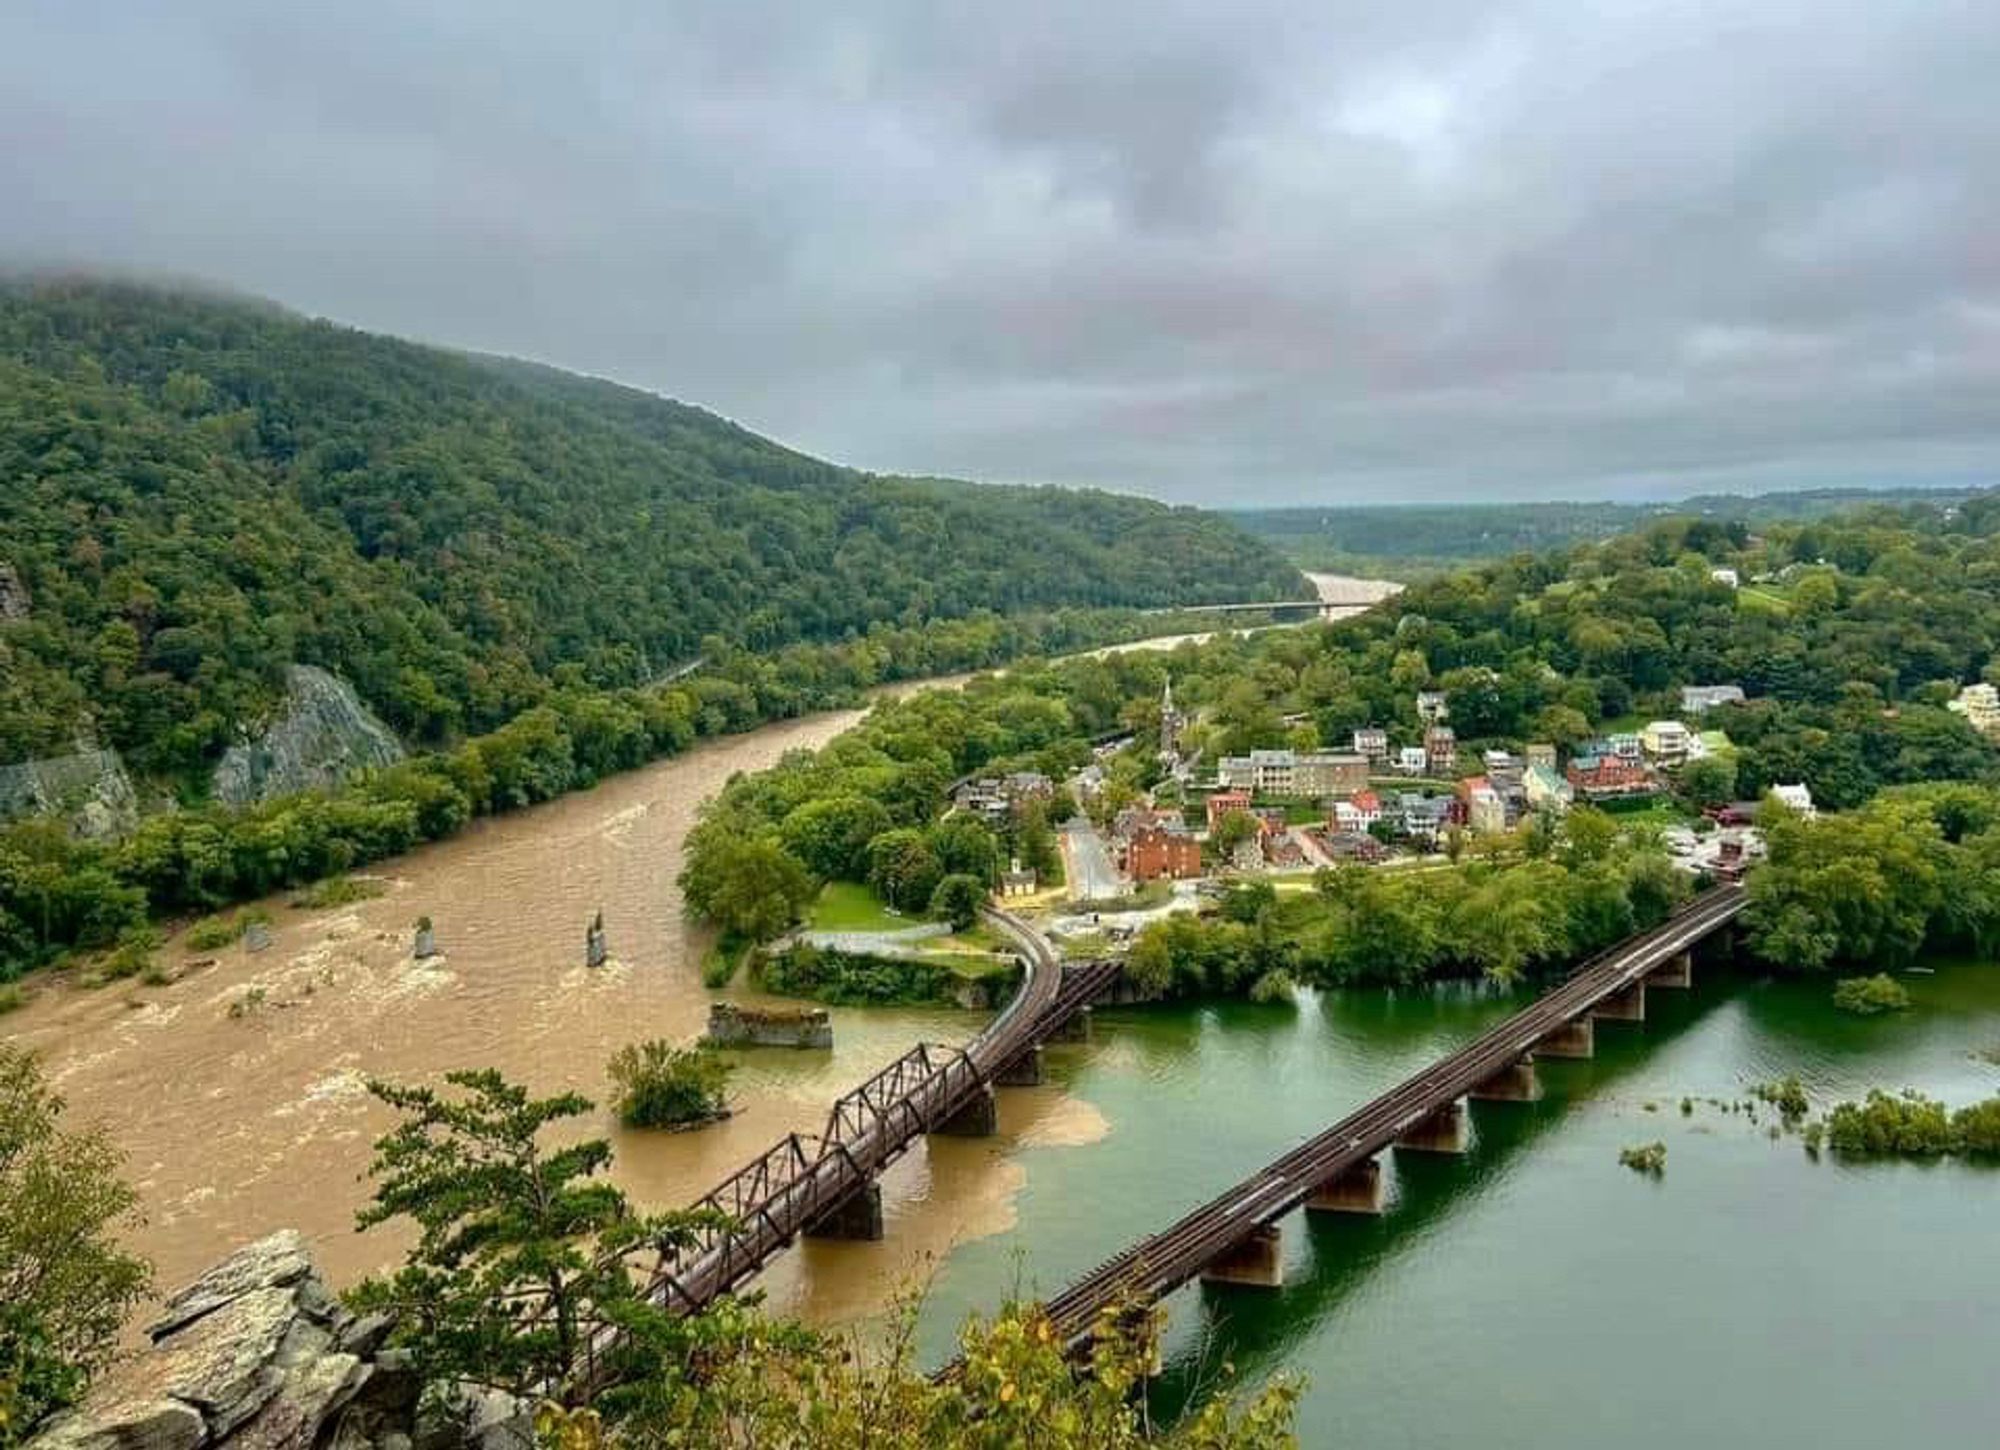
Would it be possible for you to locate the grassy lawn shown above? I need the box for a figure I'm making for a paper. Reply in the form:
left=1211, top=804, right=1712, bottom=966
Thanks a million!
left=808, top=881, right=913, bottom=932
left=1600, top=798, right=1695, bottom=830
left=1737, top=586, right=1793, bottom=616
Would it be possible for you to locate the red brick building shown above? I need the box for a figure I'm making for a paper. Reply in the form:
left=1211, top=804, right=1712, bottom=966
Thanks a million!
left=1127, top=825, right=1203, bottom=881
left=1205, top=789, right=1252, bottom=830
left=1566, top=754, right=1656, bottom=798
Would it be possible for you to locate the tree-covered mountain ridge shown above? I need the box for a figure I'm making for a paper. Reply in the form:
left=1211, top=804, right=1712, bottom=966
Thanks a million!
left=0, top=279, right=1304, bottom=785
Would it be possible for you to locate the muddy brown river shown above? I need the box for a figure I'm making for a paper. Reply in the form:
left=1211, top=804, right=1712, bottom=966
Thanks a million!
left=7, top=580, right=1395, bottom=1332
left=5, top=695, right=1104, bottom=1331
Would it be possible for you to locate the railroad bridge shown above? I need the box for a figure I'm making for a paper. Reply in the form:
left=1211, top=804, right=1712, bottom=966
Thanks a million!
left=616, top=911, right=1118, bottom=1330
left=1020, top=883, right=1747, bottom=1358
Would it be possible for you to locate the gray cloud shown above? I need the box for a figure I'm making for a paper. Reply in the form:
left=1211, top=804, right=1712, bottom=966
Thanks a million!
left=3, top=0, right=1996, bottom=503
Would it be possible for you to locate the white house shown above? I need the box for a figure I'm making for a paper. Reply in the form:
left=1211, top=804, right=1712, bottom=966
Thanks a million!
left=1710, top=567, right=1741, bottom=588
left=1771, top=782, right=1817, bottom=819
left=1641, top=720, right=1692, bottom=761
left=1681, top=684, right=1746, bottom=716
left=1395, top=746, right=1430, bottom=775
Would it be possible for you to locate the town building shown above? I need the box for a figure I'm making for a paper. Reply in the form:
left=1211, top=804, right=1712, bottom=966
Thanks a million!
left=1000, top=858, right=1038, bottom=897
left=1423, top=725, right=1457, bottom=774
left=1216, top=749, right=1368, bottom=797
left=1566, top=752, right=1657, bottom=799
left=1771, top=782, right=1817, bottom=819
left=1524, top=762, right=1574, bottom=812
left=1681, top=684, right=1746, bottom=716
left=1127, top=823, right=1203, bottom=881
left=1329, top=788, right=1383, bottom=835
left=1458, top=776, right=1508, bottom=835
left=952, top=771, right=1051, bottom=823
left=1320, top=830, right=1386, bottom=863
left=1394, top=792, right=1455, bottom=843
left=1416, top=690, right=1450, bottom=724
left=1205, top=788, right=1253, bottom=831
left=1352, top=727, right=1389, bottom=763
left=1948, top=682, right=2000, bottom=739
left=1395, top=746, right=1430, bottom=775
left=1641, top=720, right=1693, bottom=762
left=1525, top=742, right=1558, bottom=771
left=1710, top=567, right=1741, bottom=589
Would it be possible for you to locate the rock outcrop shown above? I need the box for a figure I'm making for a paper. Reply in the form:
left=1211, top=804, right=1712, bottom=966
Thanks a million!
left=29, top=1231, right=529, bottom=1450
left=212, top=667, right=404, bottom=809
left=0, top=561, right=28, bottom=619
left=0, top=747, right=140, bottom=838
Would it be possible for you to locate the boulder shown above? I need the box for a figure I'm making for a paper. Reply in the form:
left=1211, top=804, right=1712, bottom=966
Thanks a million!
left=30, top=1231, right=438, bottom=1450
left=0, top=748, right=140, bottom=839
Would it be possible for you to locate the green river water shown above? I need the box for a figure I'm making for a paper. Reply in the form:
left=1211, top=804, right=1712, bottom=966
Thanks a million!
left=914, top=962, right=2000, bottom=1447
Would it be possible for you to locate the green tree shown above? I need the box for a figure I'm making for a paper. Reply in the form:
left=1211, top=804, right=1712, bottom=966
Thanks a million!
left=350, top=1071, right=714, bottom=1405
left=1679, top=755, right=1738, bottom=808
left=0, top=1046, right=151, bottom=1443
left=679, top=830, right=814, bottom=942
left=866, top=829, right=944, bottom=914
left=779, top=796, right=893, bottom=881
left=928, top=874, right=988, bottom=931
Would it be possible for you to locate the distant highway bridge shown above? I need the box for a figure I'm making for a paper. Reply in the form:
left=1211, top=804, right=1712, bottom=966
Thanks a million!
left=1141, top=595, right=1384, bottom=618
left=1017, top=884, right=1746, bottom=1355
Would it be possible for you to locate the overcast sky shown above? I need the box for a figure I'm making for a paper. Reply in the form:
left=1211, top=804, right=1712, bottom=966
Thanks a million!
left=4, top=2, right=1997, bottom=504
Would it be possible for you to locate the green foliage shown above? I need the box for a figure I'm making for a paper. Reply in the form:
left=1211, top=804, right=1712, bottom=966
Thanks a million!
left=866, top=829, right=944, bottom=914
left=288, top=876, right=387, bottom=910
left=780, top=797, right=894, bottom=882
left=929, top=873, right=988, bottom=932
left=182, top=907, right=270, bottom=951
left=0, top=1045, right=151, bottom=1443
left=0, top=281, right=1297, bottom=783
left=1831, top=974, right=1914, bottom=1015
left=1618, top=1141, right=1668, bottom=1175
left=0, top=985, right=20, bottom=1015
left=607, top=1041, right=732, bottom=1130
left=756, top=944, right=961, bottom=1006
left=1825, top=1090, right=1956, bottom=1154
left=1752, top=1076, right=1810, bottom=1122
left=349, top=1070, right=717, bottom=1403
left=679, top=832, right=815, bottom=943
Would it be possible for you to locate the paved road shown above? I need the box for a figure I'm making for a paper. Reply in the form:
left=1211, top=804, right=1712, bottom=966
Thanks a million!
left=1060, top=816, right=1126, bottom=902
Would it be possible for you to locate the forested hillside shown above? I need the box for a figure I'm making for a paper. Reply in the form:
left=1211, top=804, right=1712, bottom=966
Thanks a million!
left=0, top=280, right=1302, bottom=784
left=1234, top=490, right=1977, bottom=578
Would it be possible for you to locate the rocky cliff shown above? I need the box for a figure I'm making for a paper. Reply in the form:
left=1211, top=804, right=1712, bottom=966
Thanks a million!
left=212, top=667, right=405, bottom=809
left=29, top=1231, right=529, bottom=1450
left=0, top=747, right=139, bottom=838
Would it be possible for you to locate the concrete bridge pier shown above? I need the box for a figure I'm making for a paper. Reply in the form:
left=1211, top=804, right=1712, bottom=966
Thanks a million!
left=1594, top=980, right=1647, bottom=1023
left=1199, top=1223, right=1284, bottom=1288
left=1470, top=1054, right=1540, bottom=1102
left=1536, top=1016, right=1595, bottom=1059
left=1306, top=1157, right=1385, bottom=1214
left=1395, top=1099, right=1469, bottom=1154
left=1052, top=1006, right=1093, bottom=1043
left=805, top=1182, right=884, bottom=1241
left=1648, top=950, right=1693, bottom=989
left=935, top=1083, right=999, bottom=1137
left=996, top=1045, right=1045, bottom=1087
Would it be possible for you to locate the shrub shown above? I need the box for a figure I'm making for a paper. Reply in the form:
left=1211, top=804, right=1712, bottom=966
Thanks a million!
left=0, top=982, right=23, bottom=1014
left=183, top=908, right=272, bottom=951
left=1249, top=968, right=1297, bottom=1004
left=289, top=877, right=387, bottom=910
left=1825, top=1090, right=1954, bottom=1154
left=1950, top=1098, right=2000, bottom=1154
left=1752, top=1076, right=1809, bottom=1122
left=1619, top=1142, right=1667, bottom=1175
left=1831, top=974, right=1911, bottom=1016
left=607, top=1040, right=732, bottom=1130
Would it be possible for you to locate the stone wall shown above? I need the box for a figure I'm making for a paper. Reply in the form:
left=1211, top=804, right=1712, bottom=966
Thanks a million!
left=28, top=1231, right=528, bottom=1450
left=704, top=1001, right=834, bottom=1049
left=212, top=666, right=405, bottom=808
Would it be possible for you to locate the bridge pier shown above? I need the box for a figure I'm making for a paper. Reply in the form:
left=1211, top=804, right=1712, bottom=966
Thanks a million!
left=1199, top=1223, right=1284, bottom=1288
left=1648, top=950, right=1693, bottom=989
left=804, top=1182, right=884, bottom=1241
left=935, top=1083, right=999, bottom=1137
left=1395, top=1099, right=1468, bottom=1154
left=1102, top=1303, right=1168, bottom=1378
left=1052, top=1006, right=1093, bottom=1043
left=1470, top=1054, right=1540, bottom=1102
left=1306, top=1157, right=1384, bottom=1214
left=1536, top=1016, right=1595, bottom=1059
left=996, top=1045, right=1044, bottom=1087
left=1594, top=980, right=1647, bottom=1023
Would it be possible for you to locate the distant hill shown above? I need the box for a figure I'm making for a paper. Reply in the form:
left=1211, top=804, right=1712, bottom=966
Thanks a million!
left=0, top=281, right=1303, bottom=784
left=1233, top=489, right=1988, bottom=577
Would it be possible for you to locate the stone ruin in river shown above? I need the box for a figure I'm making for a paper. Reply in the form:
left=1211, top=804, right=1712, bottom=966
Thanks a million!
left=704, top=1001, right=834, bottom=1050
left=584, top=911, right=607, bottom=969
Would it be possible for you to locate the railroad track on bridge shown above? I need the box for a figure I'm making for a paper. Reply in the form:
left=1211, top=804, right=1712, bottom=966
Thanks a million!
left=1011, top=885, right=1747, bottom=1353
left=575, top=908, right=1120, bottom=1385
